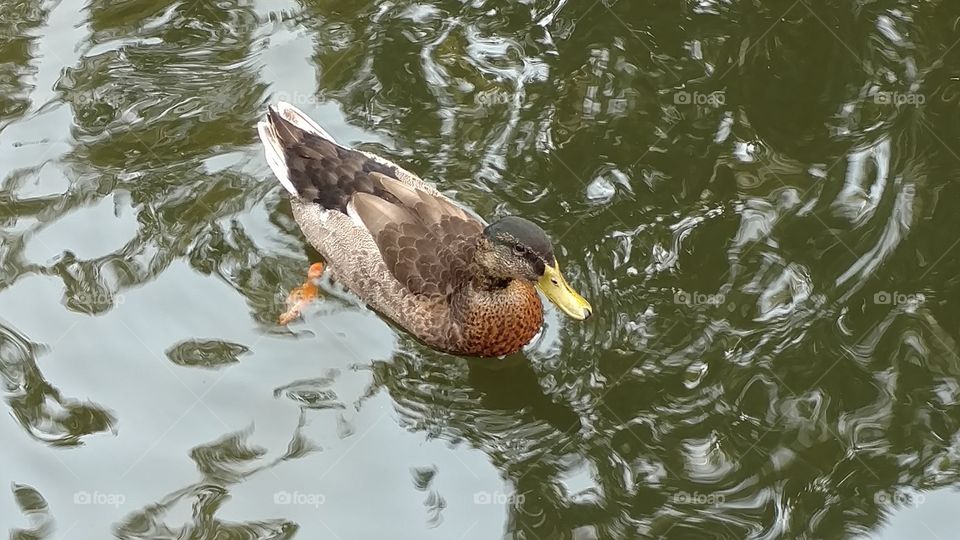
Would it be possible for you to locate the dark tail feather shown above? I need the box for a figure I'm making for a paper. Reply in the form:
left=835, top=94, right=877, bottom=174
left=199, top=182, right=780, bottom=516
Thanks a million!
left=267, top=106, right=306, bottom=147
left=258, top=102, right=400, bottom=211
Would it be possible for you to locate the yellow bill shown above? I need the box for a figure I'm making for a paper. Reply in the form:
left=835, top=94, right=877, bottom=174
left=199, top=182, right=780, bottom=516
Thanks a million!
left=537, top=261, right=592, bottom=320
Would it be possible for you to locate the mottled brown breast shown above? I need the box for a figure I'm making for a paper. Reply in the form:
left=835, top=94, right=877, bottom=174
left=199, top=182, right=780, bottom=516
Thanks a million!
left=457, top=280, right=544, bottom=357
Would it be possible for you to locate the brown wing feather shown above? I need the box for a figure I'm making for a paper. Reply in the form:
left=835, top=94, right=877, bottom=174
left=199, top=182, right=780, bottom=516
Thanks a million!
left=352, top=186, right=483, bottom=299
left=267, top=107, right=485, bottom=298
left=371, top=173, right=473, bottom=223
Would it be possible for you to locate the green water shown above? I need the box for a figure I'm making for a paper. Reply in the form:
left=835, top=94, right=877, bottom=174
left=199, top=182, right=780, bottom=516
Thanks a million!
left=4, top=1, right=960, bottom=538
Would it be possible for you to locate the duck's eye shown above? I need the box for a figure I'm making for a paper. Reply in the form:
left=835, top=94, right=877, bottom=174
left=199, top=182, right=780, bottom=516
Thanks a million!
left=514, top=245, right=525, bottom=254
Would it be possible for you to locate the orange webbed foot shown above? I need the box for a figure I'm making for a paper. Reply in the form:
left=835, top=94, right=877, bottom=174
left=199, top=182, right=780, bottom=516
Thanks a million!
left=279, top=262, right=326, bottom=325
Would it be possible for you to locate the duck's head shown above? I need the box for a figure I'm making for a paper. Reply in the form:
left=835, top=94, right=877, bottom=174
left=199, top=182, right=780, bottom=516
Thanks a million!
left=475, top=216, right=593, bottom=320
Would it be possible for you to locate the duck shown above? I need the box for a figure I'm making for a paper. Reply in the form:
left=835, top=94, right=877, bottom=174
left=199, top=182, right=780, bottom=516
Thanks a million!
left=257, top=102, right=592, bottom=357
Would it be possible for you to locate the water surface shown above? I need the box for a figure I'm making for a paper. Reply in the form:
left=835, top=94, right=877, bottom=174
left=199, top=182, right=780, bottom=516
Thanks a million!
left=4, top=1, right=960, bottom=538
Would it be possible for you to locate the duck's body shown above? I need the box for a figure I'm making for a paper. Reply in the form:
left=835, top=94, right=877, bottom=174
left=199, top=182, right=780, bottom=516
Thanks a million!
left=258, top=103, right=590, bottom=357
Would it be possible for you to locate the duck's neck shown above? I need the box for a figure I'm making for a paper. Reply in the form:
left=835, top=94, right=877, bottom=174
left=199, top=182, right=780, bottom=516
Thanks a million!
left=470, top=271, right=510, bottom=292
left=452, top=278, right=544, bottom=357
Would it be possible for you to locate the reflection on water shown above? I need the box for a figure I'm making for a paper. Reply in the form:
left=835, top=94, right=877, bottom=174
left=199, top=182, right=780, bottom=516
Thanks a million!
left=0, top=322, right=116, bottom=446
left=10, top=483, right=53, bottom=540
left=113, top=424, right=307, bottom=539
left=4, top=0, right=960, bottom=538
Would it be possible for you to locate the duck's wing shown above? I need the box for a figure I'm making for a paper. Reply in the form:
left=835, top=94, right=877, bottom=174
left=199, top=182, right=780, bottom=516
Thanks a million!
left=258, top=102, right=441, bottom=211
left=350, top=176, right=484, bottom=299
left=258, top=102, right=485, bottom=298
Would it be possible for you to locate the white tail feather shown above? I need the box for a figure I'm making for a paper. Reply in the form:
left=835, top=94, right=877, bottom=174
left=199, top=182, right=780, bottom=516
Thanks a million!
left=275, top=101, right=336, bottom=143
left=257, top=119, right=299, bottom=196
